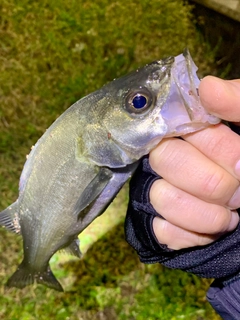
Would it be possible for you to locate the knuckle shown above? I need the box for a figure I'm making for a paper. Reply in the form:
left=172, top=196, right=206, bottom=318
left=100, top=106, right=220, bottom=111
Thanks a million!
left=152, top=217, right=168, bottom=243
left=150, top=180, right=168, bottom=206
left=149, top=142, right=167, bottom=172
left=153, top=218, right=190, bottom=250
left=149, top=138, right=183, bottom=174
left=150, top=180, right=162, bottom=200
left=200, top=170, right=227, bottom=201
left=196, top=234, right=216, bottom=247
left=210, top=210, right=231, bottom=233
left=205, top=131, right=229, bottom=158
left=153, top=217, right=178, bottom=248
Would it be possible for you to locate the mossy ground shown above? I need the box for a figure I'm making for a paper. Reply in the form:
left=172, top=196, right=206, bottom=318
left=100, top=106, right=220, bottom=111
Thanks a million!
left=0, top=1, right=221, bottom=319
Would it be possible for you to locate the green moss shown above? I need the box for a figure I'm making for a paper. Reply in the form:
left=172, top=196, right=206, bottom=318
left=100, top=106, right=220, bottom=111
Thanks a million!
left=0, top=0, right=221, bottom=319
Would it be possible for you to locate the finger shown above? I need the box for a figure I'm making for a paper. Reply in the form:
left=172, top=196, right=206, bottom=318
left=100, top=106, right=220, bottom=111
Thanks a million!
left=152, top=216, right=219, bottom=250
left=183, top=123, right=240, bottom=180
left=199, top=76, right=240, bottom=121
left=150, top=179, right=239, bottom=234
left=149, top=138, right=240, bottom=208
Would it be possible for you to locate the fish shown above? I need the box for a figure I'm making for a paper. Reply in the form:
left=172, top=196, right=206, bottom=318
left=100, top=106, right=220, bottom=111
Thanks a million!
left=0, top=49, right=220, bottom=291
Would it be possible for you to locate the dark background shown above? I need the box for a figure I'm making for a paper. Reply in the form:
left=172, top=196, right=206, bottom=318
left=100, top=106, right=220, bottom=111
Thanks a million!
left=189, top=0, right=240, bottom=78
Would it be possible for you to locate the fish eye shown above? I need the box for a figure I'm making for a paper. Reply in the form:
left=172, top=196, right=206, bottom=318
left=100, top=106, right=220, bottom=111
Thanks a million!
left=132, top=94, right=147, bottom=109
left=125, top=88, right=153, bottom=114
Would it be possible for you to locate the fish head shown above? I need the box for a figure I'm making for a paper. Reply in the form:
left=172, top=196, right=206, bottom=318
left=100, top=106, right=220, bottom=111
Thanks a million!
left=102, top=55, right=173, bottom=157
left=85, top=50, right=220, bottom=167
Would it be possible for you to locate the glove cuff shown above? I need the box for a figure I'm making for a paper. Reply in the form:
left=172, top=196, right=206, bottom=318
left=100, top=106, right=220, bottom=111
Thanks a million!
left=207, top=274, right=240, bottom=320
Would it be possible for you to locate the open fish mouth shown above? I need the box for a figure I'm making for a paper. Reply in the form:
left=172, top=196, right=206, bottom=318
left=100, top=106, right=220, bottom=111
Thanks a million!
left=160, top=49, right=220, bottom=137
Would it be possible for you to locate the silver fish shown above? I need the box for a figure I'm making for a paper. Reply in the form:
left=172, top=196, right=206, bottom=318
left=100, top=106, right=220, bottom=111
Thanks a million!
left=0, top=50, right=219, bottom=291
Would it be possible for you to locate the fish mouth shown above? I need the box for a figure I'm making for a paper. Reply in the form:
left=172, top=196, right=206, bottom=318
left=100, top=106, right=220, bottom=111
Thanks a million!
left=160, top=49, right=220, bottom=137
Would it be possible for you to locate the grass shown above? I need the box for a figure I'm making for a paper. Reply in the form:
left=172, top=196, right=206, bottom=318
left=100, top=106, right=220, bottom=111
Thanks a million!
left=0, top=0, right=221, bottom=319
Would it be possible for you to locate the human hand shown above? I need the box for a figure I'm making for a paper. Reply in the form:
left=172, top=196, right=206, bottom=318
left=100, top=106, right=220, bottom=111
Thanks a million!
left=150, top=77, right=240, bottom=250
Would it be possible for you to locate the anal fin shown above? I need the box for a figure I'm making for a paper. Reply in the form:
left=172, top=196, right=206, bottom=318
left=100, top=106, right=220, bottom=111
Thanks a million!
left=61, top=238, right=81, bottom=258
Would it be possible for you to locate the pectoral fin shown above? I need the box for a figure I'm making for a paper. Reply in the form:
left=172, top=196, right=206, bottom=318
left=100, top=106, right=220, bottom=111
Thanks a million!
left=74, top=167, right=113, bottom=219
left=76, top=162, right=139, bottom=231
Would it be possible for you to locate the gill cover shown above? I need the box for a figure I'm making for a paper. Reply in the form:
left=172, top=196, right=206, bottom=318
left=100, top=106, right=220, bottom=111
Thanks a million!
left=81, top=59, right=174, bottom=167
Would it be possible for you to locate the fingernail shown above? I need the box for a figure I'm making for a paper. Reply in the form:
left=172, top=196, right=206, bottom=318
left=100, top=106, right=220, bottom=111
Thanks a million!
left=227, top=210, right=239, bottom=231
left=228, top=185, right=240, bottom=209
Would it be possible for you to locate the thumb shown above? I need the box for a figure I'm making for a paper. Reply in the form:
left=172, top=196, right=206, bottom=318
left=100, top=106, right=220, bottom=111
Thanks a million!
left=199, top=76, right=240, bottom=122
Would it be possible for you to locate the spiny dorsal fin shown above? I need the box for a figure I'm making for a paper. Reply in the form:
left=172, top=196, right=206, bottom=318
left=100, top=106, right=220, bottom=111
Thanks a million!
left=0, top=201, right=21, bottom=234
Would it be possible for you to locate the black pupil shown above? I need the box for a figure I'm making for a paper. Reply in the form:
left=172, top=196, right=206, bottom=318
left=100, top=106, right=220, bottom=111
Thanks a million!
left=132, top=95, right=147, bottom=109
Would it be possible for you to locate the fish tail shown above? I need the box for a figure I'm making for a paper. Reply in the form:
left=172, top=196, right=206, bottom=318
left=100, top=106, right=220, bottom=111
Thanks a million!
left=7, top=262, right=63, bottom=292
left=37, top=266, right=64, bottom=292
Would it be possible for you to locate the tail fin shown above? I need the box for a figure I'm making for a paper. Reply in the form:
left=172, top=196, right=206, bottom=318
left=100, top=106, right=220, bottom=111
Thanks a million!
left=0, top=201, right=21, bottom=234
left=7, top=262, right=63, bottom=292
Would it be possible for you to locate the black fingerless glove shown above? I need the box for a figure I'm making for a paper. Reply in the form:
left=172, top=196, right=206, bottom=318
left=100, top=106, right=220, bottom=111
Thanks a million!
left=125, top=155, right=240, bottom=279
left=125, top=123, right=240, bottom=320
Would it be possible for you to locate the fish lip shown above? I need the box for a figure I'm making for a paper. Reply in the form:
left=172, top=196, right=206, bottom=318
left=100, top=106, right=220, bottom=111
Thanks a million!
left=179, top=49, right=199, bottom=121
left=159, top=49, right=220, bottom=137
